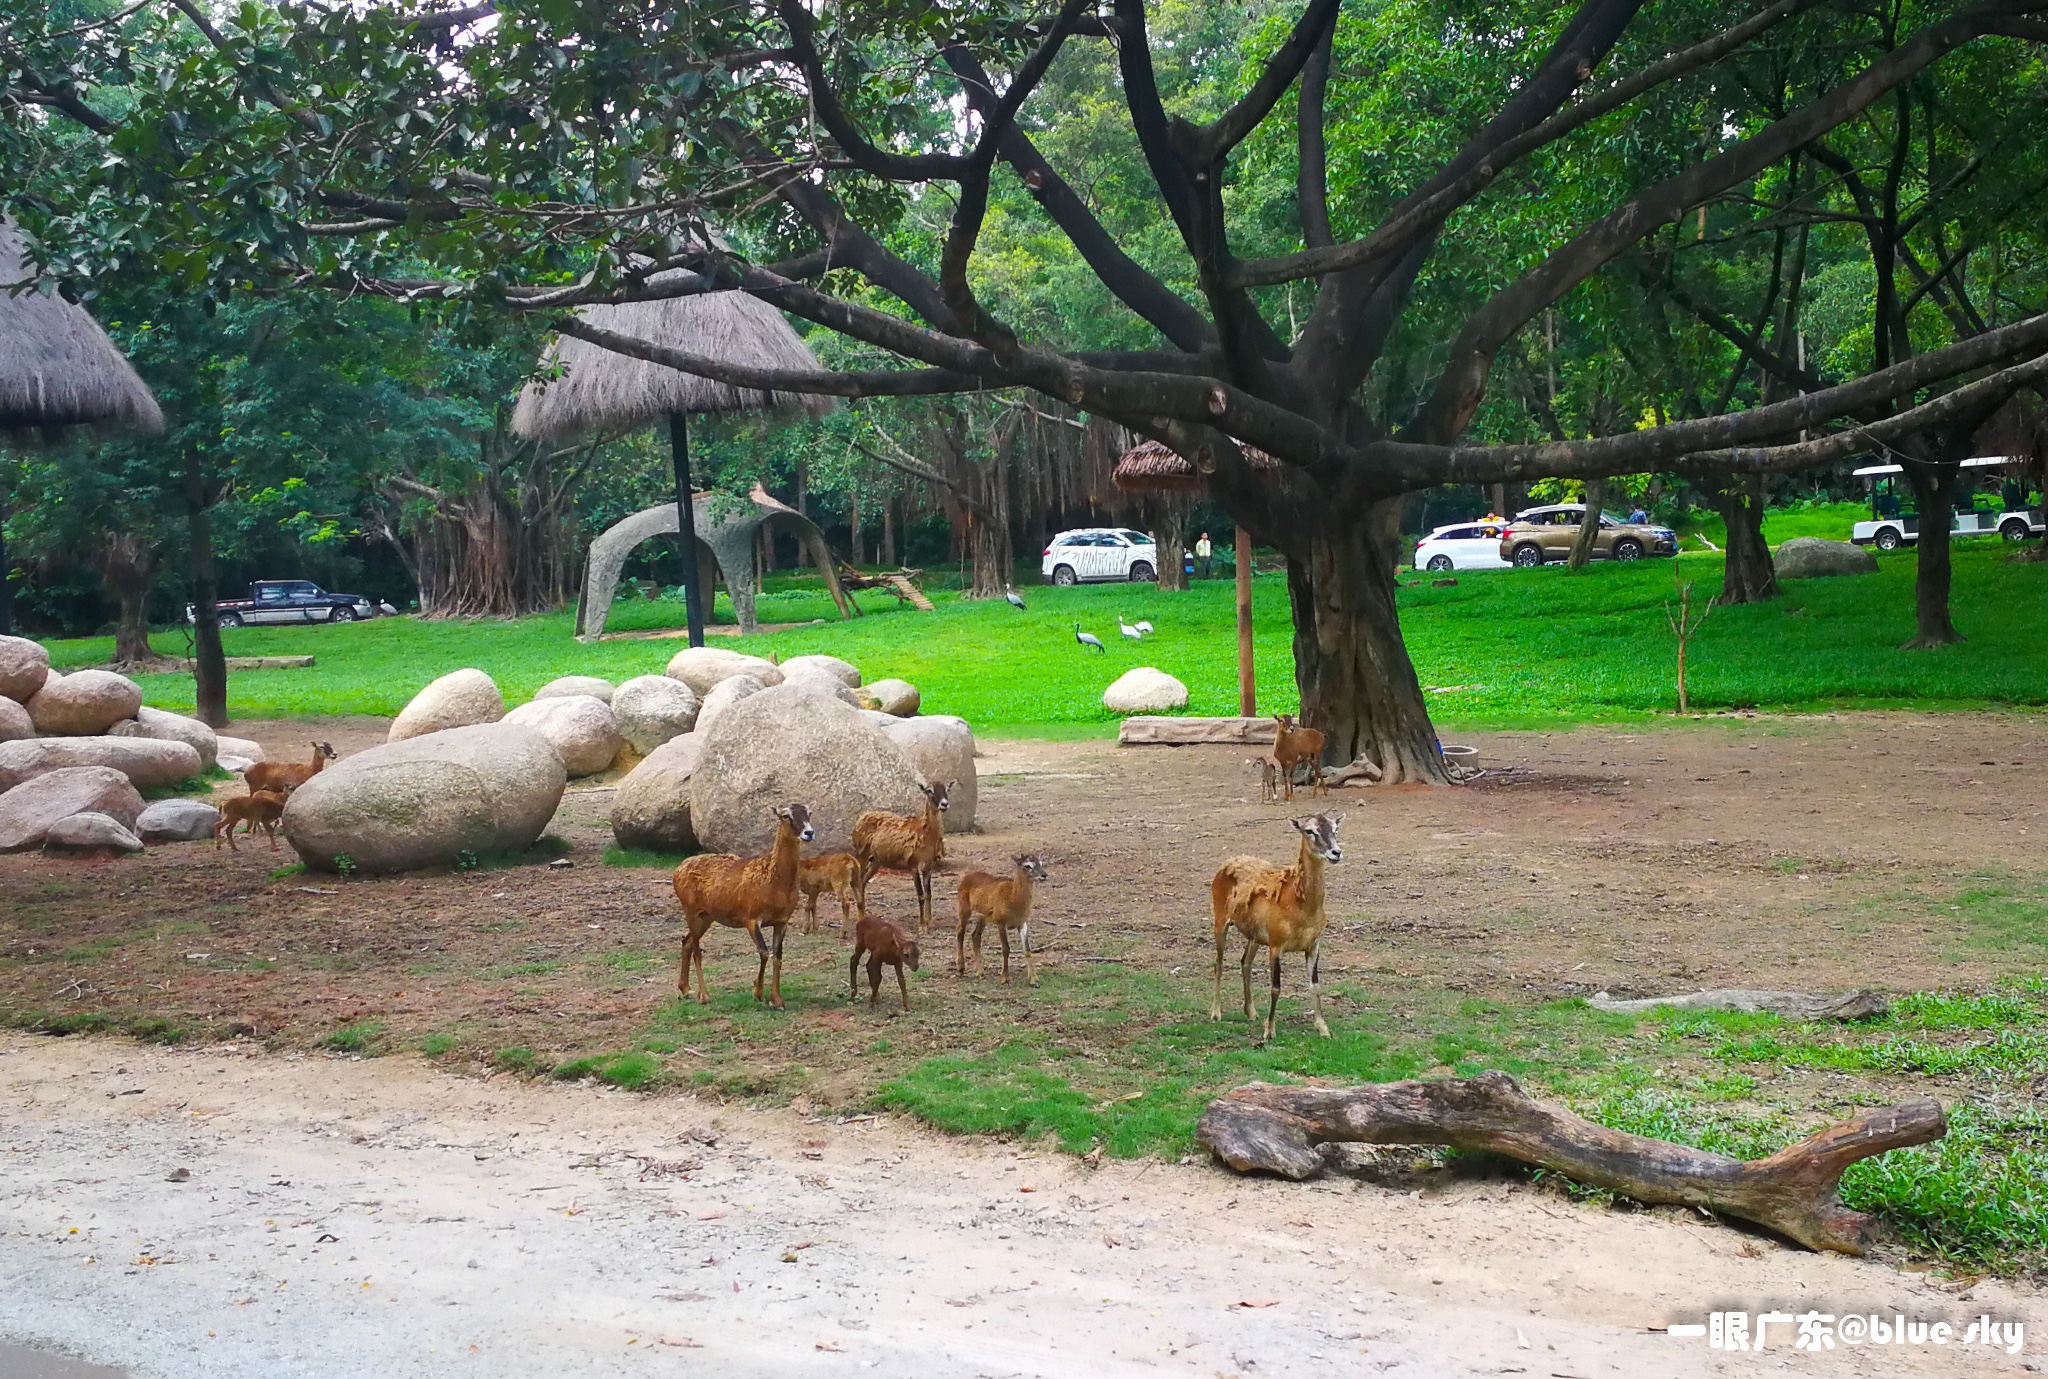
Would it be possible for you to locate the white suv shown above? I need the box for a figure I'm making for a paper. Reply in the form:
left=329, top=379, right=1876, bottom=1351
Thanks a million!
left=1042, top=528, right=1158, bottom=585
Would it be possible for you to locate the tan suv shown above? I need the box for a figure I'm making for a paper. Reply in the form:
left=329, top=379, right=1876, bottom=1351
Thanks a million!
left=1499, top=505, right=1678, bottom=566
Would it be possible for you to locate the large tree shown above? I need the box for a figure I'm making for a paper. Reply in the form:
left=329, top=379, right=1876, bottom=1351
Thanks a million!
left=13, top=0, right=2048, bottom=774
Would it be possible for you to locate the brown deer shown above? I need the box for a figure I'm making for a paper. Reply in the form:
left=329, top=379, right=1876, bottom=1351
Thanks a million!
left=1245, top=754, right=1282, bottom=804
left=1270, top=714, right=1326, bottom=801
left=797, top=852, right=863, bottom=936
left=849, top=912, right=921, bottom=1011
left=671, top=803, right=814, bottom=1009
left=214, top=790, right=289, bottom=851
left=1210, top=812, right=1345, bottom=1043
left=955, top=854, right=1050, bottom=986
left=851, top=779, right=950, bottom=932
left=244, top=741, right=337, bottom=796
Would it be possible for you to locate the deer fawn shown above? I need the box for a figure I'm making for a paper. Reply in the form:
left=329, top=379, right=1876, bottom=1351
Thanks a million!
left=671, top=803, right=813, bottom=1009
left=851, top=779, right=949, bottom=931
left=798, top=852, right=863, bottom=936
left=244, top=741, right=336, bottom=796
left=1270, top=714, right=1326, bottom=801
left=849, top=912, right=920, bottom=1011
left=214, top=790, right=289, bottom=851
left=955, top=854, right=1049, bottom=986
left=1211, top=812, right=1344, bottom=1042
left=1246, top=754, right=1282, bottom=804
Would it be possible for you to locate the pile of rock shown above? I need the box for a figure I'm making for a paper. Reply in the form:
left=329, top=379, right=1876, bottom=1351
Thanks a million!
left=610, top=648, right=962, bottom=855
left=0, top=635, right=225, bottom=856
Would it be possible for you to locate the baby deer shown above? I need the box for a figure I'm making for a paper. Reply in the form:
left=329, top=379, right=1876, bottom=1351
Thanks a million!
left=245, top=741, right=336, bottom=796
left=851, top=779, right=950, bottom=931
left=1245, top=754, right=1282, bottom=804
left=1210, top=812, right=1345, bottom=1043
left=797, top=852, right=863, bottom=936
left=671, top=803, right=814, bottom=1009
left=1270, top=714, right=1327, bottom=801
left=214, top=790, right=289, bottom=851
left=849, top=912, right=921, bottom=1011
left=955, top=854, right=1050, bottom=986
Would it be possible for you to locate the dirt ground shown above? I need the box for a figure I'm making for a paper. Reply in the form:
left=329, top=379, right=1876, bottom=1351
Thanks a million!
left=2, top=1033, right=2039, bottom=1379
left=2, top=710, right=2041, bottom=1063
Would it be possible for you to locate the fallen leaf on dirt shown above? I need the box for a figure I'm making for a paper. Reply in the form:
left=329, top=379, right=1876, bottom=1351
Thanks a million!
left=165, top=1168, right=190, bottom=1183
left=815, top=1342, right=844, bottom=1352
left=780, top=1251, right=799, bottom=1263
left=1018, top=1185, right=1035, bottom=1193
left=696, top=1211, right=725, bottom=1221
left=316, top=1234, right=339, bottom=1244
left=1237, top=1299, right=1279, bottom=1309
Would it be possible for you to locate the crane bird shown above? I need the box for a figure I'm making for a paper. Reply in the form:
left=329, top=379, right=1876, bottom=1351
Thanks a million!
left=1118, top=615, right=1144, bottom=642
left=1134, top=619, right=1153, bottom=635
left=1073, top=623, right=1106, bottom=652
left=1005, top=586, right=1028, bottom=612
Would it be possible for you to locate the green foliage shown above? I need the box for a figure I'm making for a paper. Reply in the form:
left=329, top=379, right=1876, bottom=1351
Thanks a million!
left=490, top=1046, right=550, bottom=1077
left=551, top=1051, right=664, bottom=1091
left=316, top=1020, right=385, bottom=1055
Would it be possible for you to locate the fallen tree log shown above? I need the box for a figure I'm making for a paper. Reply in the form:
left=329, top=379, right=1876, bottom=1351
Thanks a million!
left=1588, top=988, right=1888, bottom=1020
left=1195, top=1072, right=1943, bottom=1255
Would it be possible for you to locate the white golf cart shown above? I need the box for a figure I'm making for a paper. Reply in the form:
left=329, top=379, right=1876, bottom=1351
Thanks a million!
left=1849, top=456, right=2044, bottom=550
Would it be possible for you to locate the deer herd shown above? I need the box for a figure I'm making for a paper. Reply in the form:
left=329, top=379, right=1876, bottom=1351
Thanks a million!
left=218, top=722, right=1347, bottom=1042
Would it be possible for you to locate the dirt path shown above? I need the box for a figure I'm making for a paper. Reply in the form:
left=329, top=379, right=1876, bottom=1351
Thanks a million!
left=1, top=1035, right=2036, bottom=1378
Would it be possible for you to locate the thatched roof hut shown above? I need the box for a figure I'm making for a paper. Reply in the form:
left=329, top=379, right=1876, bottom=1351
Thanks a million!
left=0, top=220, right=162, bottom=435
left=511, top=276, right=835, bottom=442
left=1112, top=437, right=1280, bottom=494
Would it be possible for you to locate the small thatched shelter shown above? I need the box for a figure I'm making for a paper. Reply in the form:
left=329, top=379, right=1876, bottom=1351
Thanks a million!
left=512, top=272, right=834, bottom=645
left=0, top=219, right=162, bottom=436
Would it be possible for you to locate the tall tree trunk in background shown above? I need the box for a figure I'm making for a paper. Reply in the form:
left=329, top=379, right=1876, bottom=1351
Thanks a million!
left=1287, top=499, right=1449, bottom=783
left=882, top=498, right=895, bottom=567
left=1903, top=462, right=1964, bottom=647
left=381, top=431, right=587, bottom=618
left=95, top=532, right=159, bottom=665
left=1568, top=478, right=1606, bottom=570
left=1715, top=474, right=1778, bottom=604
left=183, top=467, right=228, bottom=728
left=1155, top=497, right=1189, bottom=591
left=848, top=490, right=862, bottom=566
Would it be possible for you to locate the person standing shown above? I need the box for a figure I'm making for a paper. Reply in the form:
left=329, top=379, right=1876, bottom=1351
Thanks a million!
left=1195, top=531, right=1213, bottom=579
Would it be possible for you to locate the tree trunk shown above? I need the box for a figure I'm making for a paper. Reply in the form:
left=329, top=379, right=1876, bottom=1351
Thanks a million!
left=1715, top=473, right=1778, bottom=604
left=882, top=497, right=896, bottom=567
left=1903, top=464, right=1964, bottom=648
left=1155, top=498, right=1189, bottom=592
left=184, top=472, right=228, bottom=729
left=1195, top=1074, right=1944, bottom=1256
left=963, top=510, right=1013, bottom=599
left=97, top=533, right=158, bottom=666
left=1568, top=478, right=1605, bottom=570
left=1287, top=502, right=1449, bottom=784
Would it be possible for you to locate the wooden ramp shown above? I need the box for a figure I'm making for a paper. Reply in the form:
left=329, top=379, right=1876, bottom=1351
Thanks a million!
left=881, top=573, right=935, bottom=611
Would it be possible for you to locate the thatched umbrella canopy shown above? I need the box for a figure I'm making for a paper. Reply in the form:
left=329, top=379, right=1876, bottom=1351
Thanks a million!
left=1111, top=437, right=1279, bottom=494
left=511, top=275, right=833, bottom=647
left=0, top=220, right=162, bottom=436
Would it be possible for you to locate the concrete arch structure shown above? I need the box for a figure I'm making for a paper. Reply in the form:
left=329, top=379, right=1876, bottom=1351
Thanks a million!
left=576, top=484, right=854, bottom=639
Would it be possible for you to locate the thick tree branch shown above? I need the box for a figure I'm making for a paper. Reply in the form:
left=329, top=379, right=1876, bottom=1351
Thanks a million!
left=1196, top=0, right=1340, bottom=161
left=551, top=317, right=998, bottom=398
left=777, top=0, right=965, bottom=182
left=1296, top=20, right=1334, bottom=252
left=9, top=77, right=116, bottom=133
left=1655, top=269, right=1829, bottom=393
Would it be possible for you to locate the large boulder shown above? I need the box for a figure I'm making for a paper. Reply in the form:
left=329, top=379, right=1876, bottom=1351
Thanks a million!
left=43, top=812, right=145, bottom=858
left=609, top=732, right=705, bottom=852
left=0, top=697, right=30, bottom=743
left=779, top=654, right=861, bottom=688
left=694, top=673, right=766, bottom=738
left=866, top=678, right=921, bottom=717
left=781, top=670, right=864, bottom=710
left=25, top=669, right=141, bottom=735
left=664, top=646, right=783, bottom=696
left=388, top=668, right=505, bottom=742
left=502, top=694, right=622, bottom=778
left=0, top=636, right=50, bottom=704
left=691, top=685, right=925, bottom=855
left=1776, top=537, right=1880, bottom=579
left=215, top=734, right=269, bottom=763
left=282, top=723, right=566, bottom=875
left=610, top=675, right=698, bottom=757
left=136, top=797, right=221, bottom=844
left=1102, top=667, right=1189, bottom=713
left=880, top=715, right=977, bottom=832
left=108, top=705, right=219, bottom=770
left=0, top=767, right=144, bottom=853
left=534, top=675, right=613, bottom=704
left=0, top=737, right=203, bottom=793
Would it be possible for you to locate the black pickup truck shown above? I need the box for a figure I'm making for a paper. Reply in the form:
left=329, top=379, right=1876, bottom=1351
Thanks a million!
left=186, top=580, right=383, bottom=627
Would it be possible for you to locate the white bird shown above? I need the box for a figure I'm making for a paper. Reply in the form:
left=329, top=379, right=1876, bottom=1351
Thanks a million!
left=1073, top=623, right=1105, bottom=652
left=1119, top=615, right=1144, bottom=642
left=1005, top=586, right=1028, bottom=611
left=1134, top=620, right=1153, bottom=635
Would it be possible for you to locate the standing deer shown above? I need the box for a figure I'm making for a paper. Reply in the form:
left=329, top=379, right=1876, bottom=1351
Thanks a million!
left=851, top=779, right=949, bottom=932
left=244, top=741, right=336, bottom=796
left=955, top=854, right=1050, bottom=986
left=797, top=851, right=863, bottom=936
left=671, top=803, right=814, bottom=1009
left=1210, top=812, right=1345, bottom=1043
left=1270, top=715, right=1326, bottom=801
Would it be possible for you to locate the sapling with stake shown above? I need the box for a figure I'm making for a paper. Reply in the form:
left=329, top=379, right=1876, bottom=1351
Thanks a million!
left=1665, top=569, right=1714, bottom=713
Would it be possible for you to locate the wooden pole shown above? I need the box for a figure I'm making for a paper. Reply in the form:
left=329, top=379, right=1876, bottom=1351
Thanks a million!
left=1235, top=528, right=1255, bottom=716
left=669, top=414, right=707, bottom=648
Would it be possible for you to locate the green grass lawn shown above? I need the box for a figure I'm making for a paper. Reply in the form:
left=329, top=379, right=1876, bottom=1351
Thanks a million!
left=45, top=540, right=2048, bottom=731
left=1674, top=499, right=1870, bottom=549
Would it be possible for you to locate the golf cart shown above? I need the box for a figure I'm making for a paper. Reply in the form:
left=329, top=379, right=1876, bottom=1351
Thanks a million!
left=1849, top=456, right=2044, bottom=550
